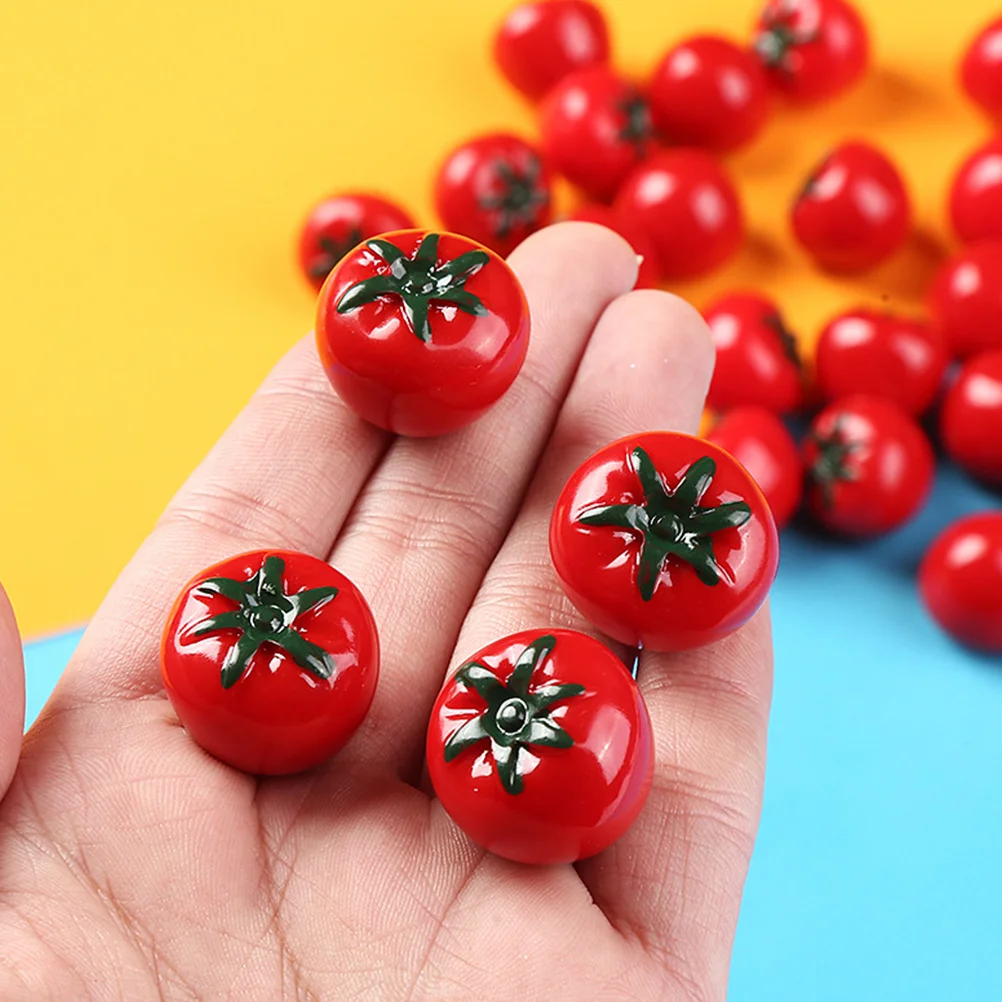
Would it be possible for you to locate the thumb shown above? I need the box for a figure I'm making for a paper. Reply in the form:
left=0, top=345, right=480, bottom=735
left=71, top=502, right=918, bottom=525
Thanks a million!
left=0, top=584, right=25, bottom=801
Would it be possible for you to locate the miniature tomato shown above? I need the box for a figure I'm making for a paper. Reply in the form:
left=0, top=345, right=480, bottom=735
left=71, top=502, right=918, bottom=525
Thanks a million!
left=297, top=193, right=415, bottom=292
left=315, top=229, right=530, bottom=437
left=550, top=432, right=778, bottom=651
left=949, top=137, right=1002, bottom=245
left=427, top=630, right=653, bottom=865
left=919, top=512, right=1002, bottom=652
left=792, top=141, right=911, bottom=272
left=961, top=17, right=1002, bottom=122
left=753, top=0, right=869, bottom=104
left=614, top=150, right=744, bottom=280
left=704, top=292, right=804, bottom=414
left=802, top=395, right=934, bottom=536
left=161, top=550, right=379, bottom=776
left=434, top=133, right=552, bottom=258
left=928, top=241, right=1002, bottom=359
left=940, top=349, right=1002, bottom=485
left=539, top=67, right=655, bottom=202
left=708, top=407, right=803, bottom=529
left=494, top=0, right=609, bottom=102
left=814, top=308, right=948, bottom=416
left=567, top=203, right=661, bottom=287
left=648, top=35, right=771, bottom=153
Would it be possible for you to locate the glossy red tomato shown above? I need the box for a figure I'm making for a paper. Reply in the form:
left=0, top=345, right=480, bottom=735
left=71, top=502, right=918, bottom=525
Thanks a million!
left=814, top=308, right=948, bottom=416
left=961, top=17, right=1002, bottom=121
left=920, top=512, right=1002, bottom=651
left=802, top=395, right=934, bottom=536
left=648, top=35, right=771, bottom=153
left=539, top=67, right=655, bottom=202
left=753, top=0, right=869, bottom=103
left=928, top=241, right=1002, bottom=359
left=494, top=0, right=609, bottom=102
left=567, top=203, right=661, bottom=287
left=704, top=292, right=804, bottom=414
left=434, top=133, right=552, bottom=258
left=427, top=629, right=653, bottom=864
left=550, top=432, right=778, bottom=651
left=950, top=138, right=1002, bottom=245
left=614, top=150, right=744, bottom=280
left=161, top=550, right=379, bottom=775
left=708, top=407, right=803, bottom=529
left=940, top=349, right=1002, bottom=485
left=315, top=229, right=530, bottom=437
left=297, top=193, right=415, bottom=292
left=791, top=141, right=911, bottom=272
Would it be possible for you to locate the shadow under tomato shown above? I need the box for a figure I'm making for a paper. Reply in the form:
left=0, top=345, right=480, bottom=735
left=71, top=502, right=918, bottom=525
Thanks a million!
left=844, top=227, right=947, bottom=310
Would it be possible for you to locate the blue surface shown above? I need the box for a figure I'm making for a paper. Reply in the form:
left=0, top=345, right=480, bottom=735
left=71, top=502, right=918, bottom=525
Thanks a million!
left=19, top=466, right=1002, bottom=999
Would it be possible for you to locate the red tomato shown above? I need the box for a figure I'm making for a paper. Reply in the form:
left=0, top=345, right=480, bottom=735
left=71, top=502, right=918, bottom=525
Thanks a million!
left=753, top=0, right=869, bottom=103
left=566, top=203, right=661, bottom=287
left=961, top=17, right=1002, bottom=121
left=434, top=133, right=552, bottom=258
left=940, top=349, right=1002, bottom=485
left=802, top=395, right=934, bottom=536
left=814, top=308, right=948, bottom=416
left=704, top=292, right=804, bottom=414
left=297, top=193, right=415, bottom=293
left=648, top=35, right=771, bottom=153
left=549, top=432, right=778, bottom=651
left=614, top=150, right=744, bottom=280
left=494, top=0, right=609, bottom=102
left=315, top=229, right=530, bottom=437
left=791, top=141, right=911, bottom=272
left=708, top=407, right=803, bottom=529
left=161, top=550, right=379, bottom=776
left=950, top=137, right=1002, bottom=245
left=920, top=512, right=1002, bottom=652
left=427, top=629, right=653, bottom=865
left=928, top=241, right=1002, bottom=359
left=539, top=67, right=655, bottom=202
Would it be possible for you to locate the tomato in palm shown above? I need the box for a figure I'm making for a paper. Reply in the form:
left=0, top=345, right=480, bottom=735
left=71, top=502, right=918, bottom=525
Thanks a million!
left=802, top=395, right=934, bottom=536
left=427, top=629, right=653, bottom=865
left=753, top=0, right=869, bottom=104
left=940, top=349, right=1002, bottom=485
left=161, top=550, right=379, bottom=776
left=704, top=292, right=804, bottom=414
left=315, top=229, right=530, bottom=437
left=648, top=35, right=771, bottom=153
left=549, top=432, right=778, bottom=651
left=928, top=241, right=1002, bottom=359
left=961, top=17, right=1002, bottom=122
left=792, top=142, right=911, bottom=272
left=920, top=513, right=1002, bottom=652
left=814, top=308, right=947, bottom=416
left=949, top=137, right=1002, bottom=245
left=539, top=67, right=655, bottom=202
left=297, top=193, right=415, bottom=292
left=708, top=407, right=803, bottom=530
left=614, top=150, right=744, bottom=280
left=566, top=203, right=661, bottom=287
left=434, top=133, right=552, bottom=258
left=494, top=0, right=609, bottom=102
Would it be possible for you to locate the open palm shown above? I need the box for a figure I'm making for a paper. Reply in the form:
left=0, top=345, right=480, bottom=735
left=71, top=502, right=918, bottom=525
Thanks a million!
left=0, top=225, right=772, bottom=1001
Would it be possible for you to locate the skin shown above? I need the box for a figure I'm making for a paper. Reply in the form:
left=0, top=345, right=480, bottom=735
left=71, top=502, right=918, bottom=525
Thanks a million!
left=0, top=223, right=771, bottom=1002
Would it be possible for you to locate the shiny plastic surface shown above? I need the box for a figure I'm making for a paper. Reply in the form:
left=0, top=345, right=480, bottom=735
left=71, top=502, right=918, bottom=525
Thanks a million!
left=950, top=136, right=1002, bottom=243
left=427, top=629, right=654, bottom=865
left=961, top=16, right=1002, bottom=121
left=161, top=549, right=379, bottom=775
left=941, top=348, right=1002, bottom=484
left=929, top=241, right=1002, bottom=358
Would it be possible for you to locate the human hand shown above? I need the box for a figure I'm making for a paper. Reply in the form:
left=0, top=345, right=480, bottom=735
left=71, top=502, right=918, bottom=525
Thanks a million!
left=0, top=223, right=771, bottom=1001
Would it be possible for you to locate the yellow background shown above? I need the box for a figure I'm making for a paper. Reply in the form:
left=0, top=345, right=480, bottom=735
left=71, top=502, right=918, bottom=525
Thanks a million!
left=1, top=0, right=996, bottom=636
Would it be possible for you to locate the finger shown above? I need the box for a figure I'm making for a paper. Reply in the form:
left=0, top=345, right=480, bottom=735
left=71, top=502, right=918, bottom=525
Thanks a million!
left=329, top=222, right=640, bottom=778
left=56, top=336, right=390, bottom=704
left=450, top=289, right=771, bottom=992
left=0, top=583, right=24, bottom=801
